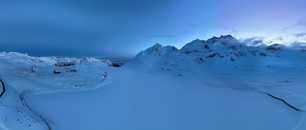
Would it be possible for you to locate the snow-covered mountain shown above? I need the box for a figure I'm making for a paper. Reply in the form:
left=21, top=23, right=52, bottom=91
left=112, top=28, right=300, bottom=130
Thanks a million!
left=1, top=35, right=306, bottom=130
left=131, top=35, right=306, bottom=71
left=129, top=35, right=306, bottom=113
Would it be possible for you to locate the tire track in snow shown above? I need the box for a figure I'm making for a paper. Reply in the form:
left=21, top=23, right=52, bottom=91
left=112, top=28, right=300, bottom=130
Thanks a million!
left=0, top=79, right=51, bottom=130
left=20, top=91, right=52, bottom=130
left=264, top=93, right=304, bottom=112
left=17, top=77, right=112, bottom=130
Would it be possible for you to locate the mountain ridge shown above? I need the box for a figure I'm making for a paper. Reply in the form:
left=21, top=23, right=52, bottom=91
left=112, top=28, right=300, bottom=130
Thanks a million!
left=132, top=35, right=306, bottom=67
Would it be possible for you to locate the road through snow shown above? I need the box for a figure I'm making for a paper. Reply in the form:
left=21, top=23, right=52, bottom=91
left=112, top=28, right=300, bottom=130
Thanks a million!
left=0, top=73, right=112, bottom=130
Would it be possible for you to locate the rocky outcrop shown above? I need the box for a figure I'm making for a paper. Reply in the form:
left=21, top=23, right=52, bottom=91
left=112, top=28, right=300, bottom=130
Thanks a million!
left=266, top=44, right=285, bottom=52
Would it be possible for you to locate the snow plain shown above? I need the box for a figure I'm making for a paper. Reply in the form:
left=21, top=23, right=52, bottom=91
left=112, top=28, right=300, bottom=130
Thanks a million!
left=0, top=35, right=306, bottom=130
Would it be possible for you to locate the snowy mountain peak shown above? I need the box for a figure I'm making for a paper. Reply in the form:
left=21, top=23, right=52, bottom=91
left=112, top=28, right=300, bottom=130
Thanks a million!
left=152, top=43, right=163, bottom=49
left=220, top=34, right=236, bottom=40
left=137, top=43, right=178, bottom=57
left=140, top=43, right=163, bottom=55
left=206, top=35, right=238, bottom=44
left=136, top=35, right=306, bottom=60
left=180, top=39, right=207, bottom=54
left=180, top=35, right=241, bottom=54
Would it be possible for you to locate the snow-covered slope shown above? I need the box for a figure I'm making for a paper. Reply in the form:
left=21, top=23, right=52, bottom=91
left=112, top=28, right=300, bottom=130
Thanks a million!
left=1, top=35, right=306, bottom=130
left=129, top=35, right=306, bottom=112
left=26, top=69, right=302, bottom=130
left=0, top=52, right=113, bottom=130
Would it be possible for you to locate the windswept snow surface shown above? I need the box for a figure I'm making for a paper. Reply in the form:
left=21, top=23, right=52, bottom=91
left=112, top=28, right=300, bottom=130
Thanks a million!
left=28, top=69, right=302, bottom=130
left=1, top=35, right=306, bottom=130
left=0, top=52, right=112, bottom=130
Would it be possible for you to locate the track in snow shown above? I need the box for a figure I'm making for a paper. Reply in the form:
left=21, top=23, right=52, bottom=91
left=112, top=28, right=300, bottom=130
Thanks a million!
left=0, top=80, right=5, bottom=97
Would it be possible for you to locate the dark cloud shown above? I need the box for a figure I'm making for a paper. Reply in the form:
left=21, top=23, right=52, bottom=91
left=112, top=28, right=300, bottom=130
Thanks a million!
left=0, top=0, right=175, bottom=57
left=1, top=0, right=306, bottom=57
left=295, top=33, right=306, bottom=38
left=242, top=37, right=265, bottom=46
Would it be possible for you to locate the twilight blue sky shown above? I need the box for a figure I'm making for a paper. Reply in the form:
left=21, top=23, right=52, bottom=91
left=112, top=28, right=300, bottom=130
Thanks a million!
left=0, top=0, right=306, bottom=57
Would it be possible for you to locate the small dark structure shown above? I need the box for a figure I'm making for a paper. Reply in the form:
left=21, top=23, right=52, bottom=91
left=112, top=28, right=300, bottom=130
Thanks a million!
left=259, top=52, right=267, bottom=56
left=108, top=58, right=130, bottom=68
left=111, top=63, right=122, bottom=68
left=53, top=61, right=77, bottom=74
left=54, top=62, right=76, bottom=67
